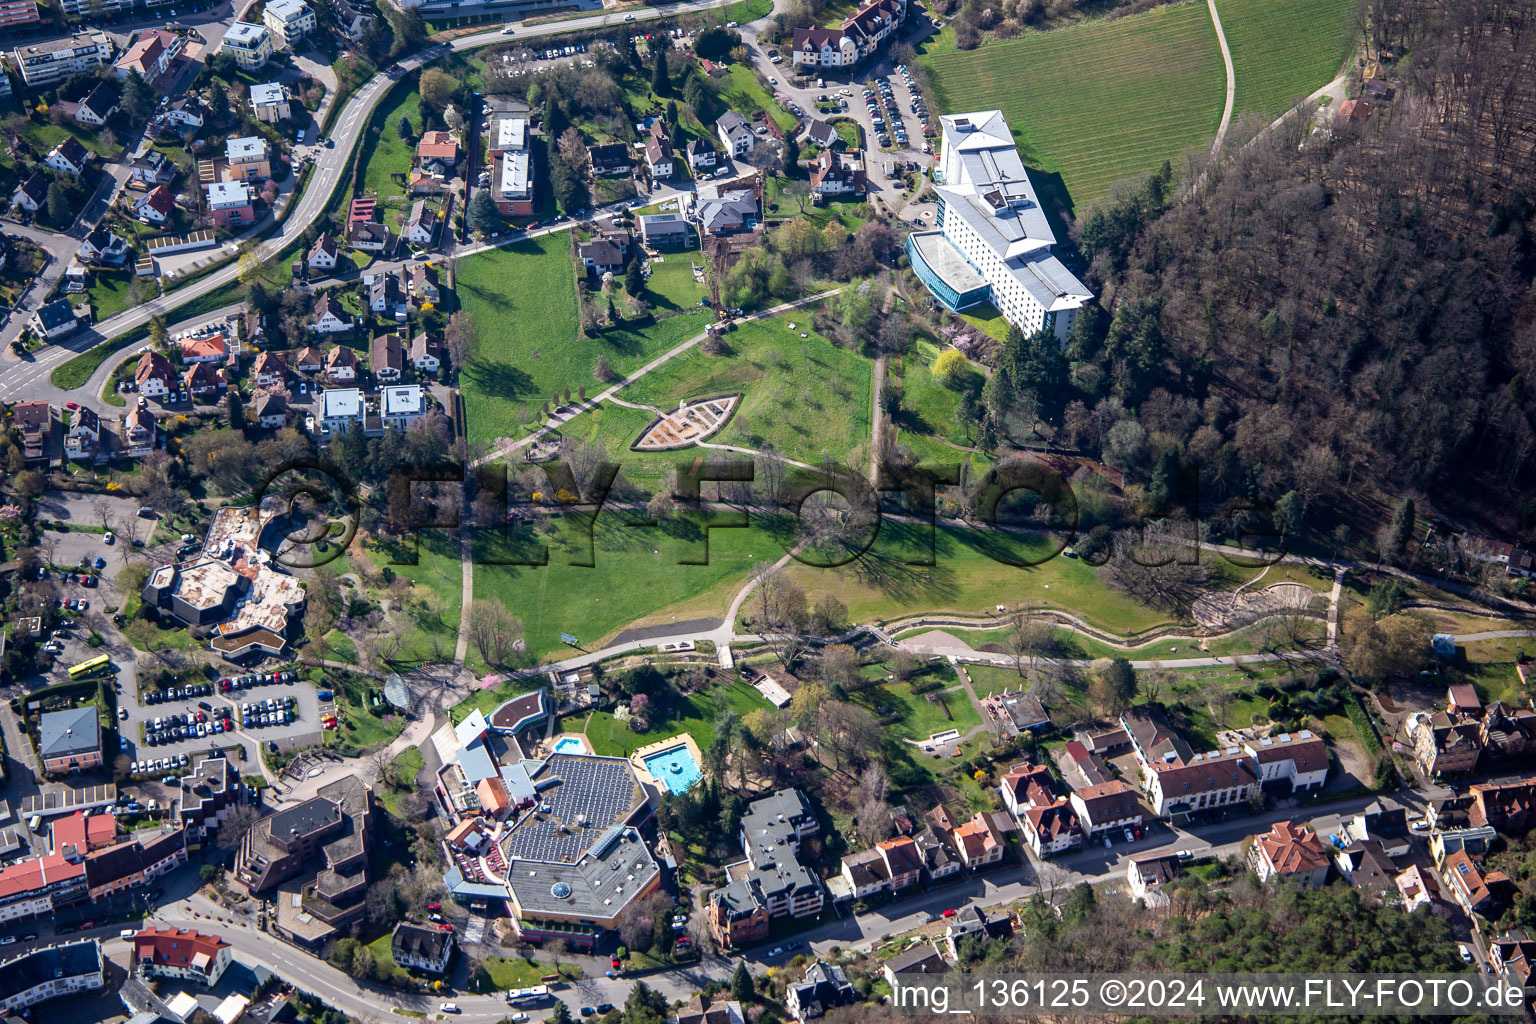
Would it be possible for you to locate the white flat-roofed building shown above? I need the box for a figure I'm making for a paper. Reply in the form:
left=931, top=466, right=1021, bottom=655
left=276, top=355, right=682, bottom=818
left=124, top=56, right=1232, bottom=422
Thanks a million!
left=496, top=150, right=532, bottom=216
left=249, top=82, right=289, bottom=123
left=494, top=117, right=526, bottom=153
left=263, top=0, right=315, bottom=48
left=379, top=385, right=425, bottom=431
left=12, top=31, right=112, bottom=88
left=220, top=22, right=273, bottom=69
left=906, top=110, right=1091, bottom=341
left=317, top=388, right=363, bottom=436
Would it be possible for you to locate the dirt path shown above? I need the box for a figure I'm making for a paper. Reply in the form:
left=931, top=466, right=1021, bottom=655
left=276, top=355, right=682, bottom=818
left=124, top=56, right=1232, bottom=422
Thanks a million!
left=1207, top=0, right=1237, bottom=152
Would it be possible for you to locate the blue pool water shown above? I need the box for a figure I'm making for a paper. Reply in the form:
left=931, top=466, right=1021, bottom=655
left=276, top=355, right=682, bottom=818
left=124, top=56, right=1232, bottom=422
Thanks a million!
left=553, top=737, right=585, bottom=755
left=643, top=745, right=703, bottom=795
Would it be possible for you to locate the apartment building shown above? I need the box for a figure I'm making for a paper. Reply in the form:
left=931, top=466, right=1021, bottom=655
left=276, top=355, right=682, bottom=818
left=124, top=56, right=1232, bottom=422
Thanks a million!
left=263, top=0, right=315, bottom=48
left=12, top=31, right=113, bottom=88
left=220, top=22, right=273, bottom=70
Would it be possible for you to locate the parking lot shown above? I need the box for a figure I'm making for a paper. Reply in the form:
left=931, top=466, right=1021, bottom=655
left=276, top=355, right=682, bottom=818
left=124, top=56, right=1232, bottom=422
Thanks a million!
left=123, top=670, right=324, bottom=772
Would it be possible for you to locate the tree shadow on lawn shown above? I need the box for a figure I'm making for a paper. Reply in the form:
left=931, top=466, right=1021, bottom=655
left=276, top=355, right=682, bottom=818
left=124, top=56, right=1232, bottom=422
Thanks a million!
left=463, top=360, right=537, bottom=401
left=597, top=318, right=661, bottom=358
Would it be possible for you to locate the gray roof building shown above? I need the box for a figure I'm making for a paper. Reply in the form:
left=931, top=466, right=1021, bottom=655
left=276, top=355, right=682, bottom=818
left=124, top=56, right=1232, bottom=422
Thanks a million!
left=39, top=706, right=101, bottom=761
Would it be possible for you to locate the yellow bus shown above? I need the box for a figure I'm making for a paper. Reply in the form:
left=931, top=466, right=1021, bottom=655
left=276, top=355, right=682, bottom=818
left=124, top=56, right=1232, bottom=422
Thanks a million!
left=67, top=654, right=110, bottom=679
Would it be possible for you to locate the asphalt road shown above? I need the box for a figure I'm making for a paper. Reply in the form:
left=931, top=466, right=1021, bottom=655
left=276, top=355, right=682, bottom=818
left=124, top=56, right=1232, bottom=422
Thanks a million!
left=0, top=0, right=744, bottom=405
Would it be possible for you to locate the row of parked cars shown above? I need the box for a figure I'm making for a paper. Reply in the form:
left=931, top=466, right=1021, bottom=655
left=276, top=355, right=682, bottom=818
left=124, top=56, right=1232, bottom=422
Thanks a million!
left=131, top=752, right=190, bottom=776
left=146, top=681, right=213, bottom=705
left=146, top=707, right=232, bottom=744
left=221, top=670, right=298, bottom=692
left=241, top=696, right=297, bottom=729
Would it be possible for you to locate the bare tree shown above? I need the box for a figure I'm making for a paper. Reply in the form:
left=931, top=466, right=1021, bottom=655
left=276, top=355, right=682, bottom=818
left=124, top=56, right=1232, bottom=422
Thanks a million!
left=214, top=805, right=260, bottom=852
left=90, top=496, right=111, bottom=530
left=468, top=602, right=524, bottom=667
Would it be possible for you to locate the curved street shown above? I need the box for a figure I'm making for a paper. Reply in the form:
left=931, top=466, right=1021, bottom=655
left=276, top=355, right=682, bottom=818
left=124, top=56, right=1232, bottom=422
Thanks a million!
left=0, top=0, right=742, bottom=403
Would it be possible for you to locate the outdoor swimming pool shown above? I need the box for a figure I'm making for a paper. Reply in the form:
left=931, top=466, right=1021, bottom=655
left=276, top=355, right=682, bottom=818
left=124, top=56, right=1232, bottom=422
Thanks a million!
left=553, top=737, right=586, bottom=755
left=643, top=745, right=703, bottom=795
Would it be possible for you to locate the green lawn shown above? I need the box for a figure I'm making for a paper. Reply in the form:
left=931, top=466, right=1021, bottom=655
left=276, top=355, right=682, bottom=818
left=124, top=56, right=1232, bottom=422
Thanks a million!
left=619, top=312, right=874, bottom=468
left=359, top=83, right=423, bottom=199
left=778, top=521, right=1181, bottom=635
left=852, top=675, right=983, bottom=743
left=958, top=304, right=1011, bottom=342
left=720, top=0, right=773, bottom=22
left=922, top=1, right=1226, bottom=209
left=472, top=512, right=788, bottom=659
left=895, top=340, right=983, bottom=455
left=582, top=681, right=775, bottom=757
left=1216, top=0, right=1359, bottom=120
left=642, top=255, right=708, bottom=311
left=480, top=958, right=580, bottom=989
left=24, top=121, right=114, bottom=158
left=717, top=64, right=798, bottom=135
left=833, top=120, right=863, bottom=149
left=378, top=747, right=425, bottom=817
left=85, top=269, right=137, bottom=321
left=366, top=531, right=464, bottom=666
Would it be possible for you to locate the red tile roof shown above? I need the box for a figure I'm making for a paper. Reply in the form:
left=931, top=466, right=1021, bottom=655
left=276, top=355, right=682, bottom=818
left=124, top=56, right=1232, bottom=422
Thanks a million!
left=134, top=927, right=228, bottom=974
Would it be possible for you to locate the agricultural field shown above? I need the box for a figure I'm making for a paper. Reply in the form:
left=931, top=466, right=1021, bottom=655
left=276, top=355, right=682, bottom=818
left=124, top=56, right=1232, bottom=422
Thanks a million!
left=1216, top=0, right=1360, bottom=120
left=921, top=1, right=1226, bottom=209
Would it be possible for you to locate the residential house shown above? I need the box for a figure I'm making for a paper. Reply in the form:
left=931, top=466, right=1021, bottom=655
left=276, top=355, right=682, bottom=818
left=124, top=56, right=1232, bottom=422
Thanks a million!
left=135, top=351, right=176, bottom=397
left=12, top=172, right=48, bottom=214
left=1069, top=781, right=1143, bottom=836
left=249, top=82, right=290, bottom=123
left=589, top=142, right=633, bottom=177
left=579, top=236, right=626, bottom=276
left=402, top=201, right=437, bottom=247
left=219, top=22, right=272, bottom=70
left=317, top=388, right=363, bottom=436
left=1144, top=751, right=1260, bottom=819
left=837, top=848, right=888, bottom=900
left=409, top=333, right=443, bottom=373
left=952, top=813, right=1004, bottom=869
left=46, top=137, right=90, bottom=176
left=307, top=233, right=338, bottom=272
left=129, top=151, right=175, bottom=187
left=1126, top=853, right=1182, bottom=906
left=179, top=333, right=226, bottom=365
left=0, top=940, right=104, bottom=1013
left=997, top=761, right=1056, bottom=819
left=674, top=992, right=744, bottom=1024
left=133, top=186, right=176, bottom=225
left=1395, top=863, right=1448, bottom=916
left=1409, top=712, right=1483, bottom=777
left=694, top=189, right=758, bottom=237
left=75, top=82, right=119, bottom=126
left=183, top=361, right=222, bottom=399
left=1063, top=740, right=1115, bottom=786
left=251, top=393, right=288, bottom=430
left=495, top=148, right=532, bottom=216
left=881, top=943, right=948, bottom=988
left=1490, top=936, right=1536, bottom=992
left=293, top=346, right=324, bottom=373
left=1468, top=778, right=1536, bottom=835
left=349, top=221, right=394, bottom=254
left=717, top=111, right=755, bottom=158
left=1334, top=839, right=1397, bottom=900
left=29, top=299, right=78, bottom=341
left=1443, top=849, right=1515, bottom=917
left=64, top=405, right=100, bottom=460
left=1121, top=705, right=1194, bottom=770
left=1248, top=821, right=1331, bottom=888
left=416, top=131, right=459, bottom=174
left=323, top=344, right=358, bottom=383
left=370, top=333, right=405, bottom=382
left=645, top=135, right=675, bottom=180
left=13, top=401, right=52, bottom=462
left=380, top=387, right=426, bottom=431
left=328, top=0, right=374, bottom=41
left=120, top=407, right=156, bottom=457
left=1478, top=702, right=1536, bottom=760
left=638, top=212, right=691, bottom=250
left=809, top=149, right=865, bottom=199
left=369, top=273, right=407, bottom=318
left=707, top=789, right=824, bottom=947
left=390, top=922, right=453, bottom=974
left=0, top=0, right=37, bottom=31
left=406, top=262, right=440, bottom=304
left=1348, top=800, right=1411, bottom=858
left=706, top=879, right=771, bottom=948
left=114, top=30, right=179, bottom=81
left=133, top=927, right=231, bottom=986
left=311, top=296, right=352, bottom=335
left=1244, top=730, right=1329, bottom=795
left=39, top=706, right=101, bottom=773
left=204, top=181, right=254, bottom=229
left=224, top=136, right=270, bottom=181
left=162, top=96, right=208, bottom=130
left=912, top=824, right=961, bottom=881
left=1020, top=799, right=1081, bottom=857
left=945, top=904, right=1012, bottom=960
left=251, top=351, right=286, bottom=388
left=805, top=119, right=840, bottom=150
left=785, top=961, right=855, bottom=1021
left=876, top=836, right=922, bottom=892
left=263, top=0, right=315, bottom=48
left=790, top=0, right=905, bottom=67
left=686, top=137, right=719, bottom=174
left=79, top=225, right=130, bottom=266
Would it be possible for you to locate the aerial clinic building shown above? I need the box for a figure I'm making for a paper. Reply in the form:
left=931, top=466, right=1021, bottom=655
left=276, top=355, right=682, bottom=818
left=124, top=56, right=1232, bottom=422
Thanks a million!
left=907, top=110, right=1092, bottom=342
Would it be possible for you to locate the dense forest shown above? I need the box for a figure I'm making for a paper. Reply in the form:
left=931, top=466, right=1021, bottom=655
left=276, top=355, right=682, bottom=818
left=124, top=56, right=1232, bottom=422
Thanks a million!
left=1061, top=0, right=1536, bottom=546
